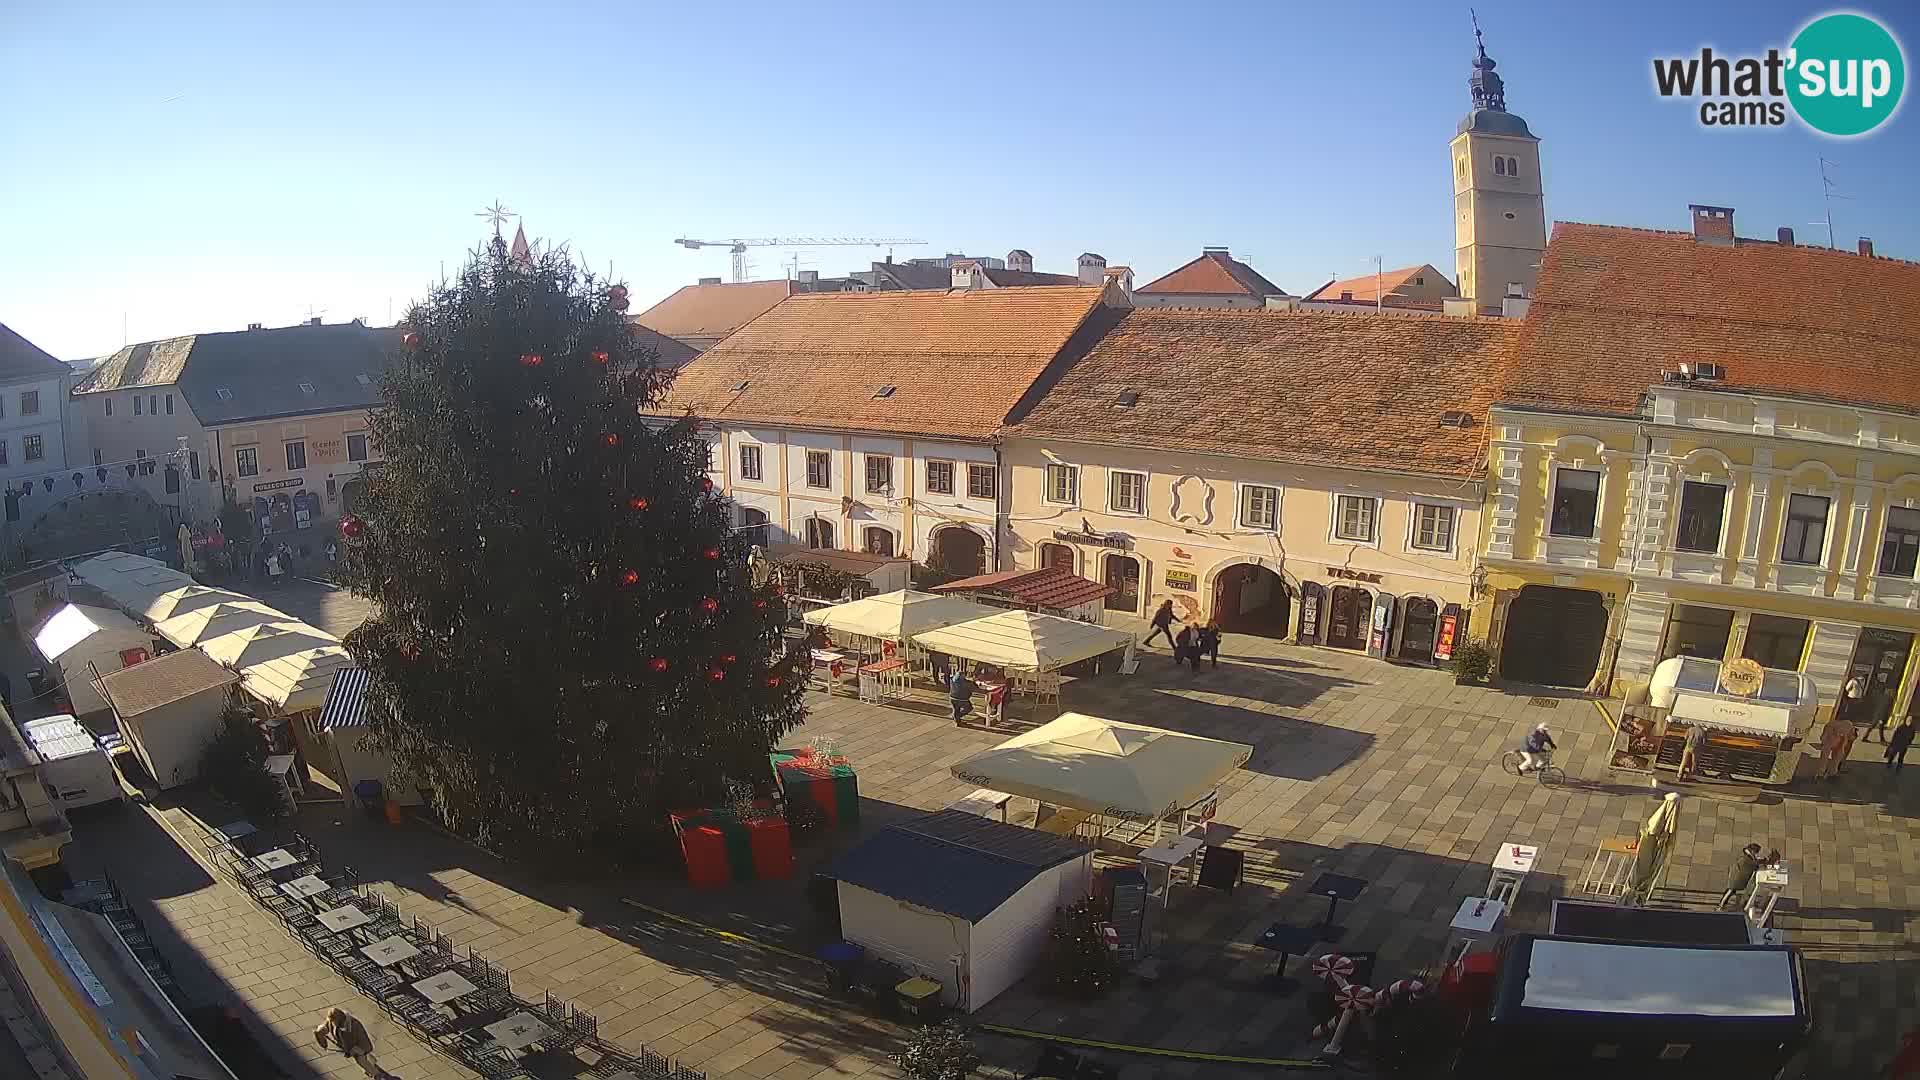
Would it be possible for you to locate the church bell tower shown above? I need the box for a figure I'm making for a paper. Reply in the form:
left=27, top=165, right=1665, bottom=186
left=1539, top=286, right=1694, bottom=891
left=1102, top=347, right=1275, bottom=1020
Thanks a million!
left=1450, top=21, right=1546, bottom=314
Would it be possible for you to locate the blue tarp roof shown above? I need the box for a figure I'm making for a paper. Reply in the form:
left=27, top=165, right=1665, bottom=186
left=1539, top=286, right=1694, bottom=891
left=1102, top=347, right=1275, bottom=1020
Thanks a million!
left=829, top=810, right=1089, bottom=922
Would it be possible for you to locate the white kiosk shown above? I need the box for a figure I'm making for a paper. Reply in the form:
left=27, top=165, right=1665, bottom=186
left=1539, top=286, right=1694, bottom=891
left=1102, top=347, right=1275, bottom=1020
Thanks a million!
left=1647, top=657, right=1820, bottom=785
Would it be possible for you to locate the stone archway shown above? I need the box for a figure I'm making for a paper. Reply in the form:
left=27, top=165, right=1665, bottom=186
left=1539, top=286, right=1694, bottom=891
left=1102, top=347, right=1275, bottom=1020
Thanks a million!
left=1210, top=561, right=1291, bottom=638
left=929, top=525, right=987, bottom=578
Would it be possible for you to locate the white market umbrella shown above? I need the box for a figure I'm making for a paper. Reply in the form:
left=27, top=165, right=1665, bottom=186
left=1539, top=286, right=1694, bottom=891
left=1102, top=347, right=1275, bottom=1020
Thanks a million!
left=144, top=585, right=257, bottom=623
left=801, top=589, right=999, bottom=641
left=156, top=601, right=282, bottom=648
left=200, top=621, right=339, bottom=670
left=912, top=609, right=1134, bottom=673
left=949, top=712, right=1252, bottom=822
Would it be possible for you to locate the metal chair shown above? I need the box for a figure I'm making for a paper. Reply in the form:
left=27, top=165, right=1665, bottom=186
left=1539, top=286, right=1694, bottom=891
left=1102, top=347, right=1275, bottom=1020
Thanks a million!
left=640, top=1049, right=674, bottom=1078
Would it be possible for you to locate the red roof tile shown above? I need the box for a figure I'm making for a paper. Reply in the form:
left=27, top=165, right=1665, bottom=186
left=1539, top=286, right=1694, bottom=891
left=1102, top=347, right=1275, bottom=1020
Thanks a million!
left=932, top=566, right=1115, bottom=608
left=635, top=280, right=792, bottom=343
left=656, top=286, right=1117, bottom=441
left=1305, top=265, right=1451, bottom=303
left=1137, top=251, right=1286, bottom=298
left=1010, top=308, right=1517, bottom=479
left=1504, top=223, right=1920, bottom=417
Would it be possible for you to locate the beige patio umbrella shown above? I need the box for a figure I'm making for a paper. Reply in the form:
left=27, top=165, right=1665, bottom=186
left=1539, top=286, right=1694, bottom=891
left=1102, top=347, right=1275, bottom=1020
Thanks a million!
left=200, top=621, right=340, bottom=670
left=144, top=585, right=259, bottom=623
left=802, top=589, right=1000, bottom=641
left=949, top=712, right=1253, bottom=822
left=912, top=609, right=1136, bottom=673
left=155, top=601, right=282, bottom=647
left=241, top=644, right=356, bottom=711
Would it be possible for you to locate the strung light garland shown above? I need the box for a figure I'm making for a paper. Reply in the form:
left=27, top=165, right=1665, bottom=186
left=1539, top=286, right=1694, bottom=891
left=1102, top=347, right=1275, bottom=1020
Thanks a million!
left=520, top=352, right=543, bottom=367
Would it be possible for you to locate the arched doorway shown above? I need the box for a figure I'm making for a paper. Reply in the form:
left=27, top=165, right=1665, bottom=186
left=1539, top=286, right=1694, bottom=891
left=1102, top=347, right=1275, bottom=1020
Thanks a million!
left=804, top=517, right=835, bottom=549
left=1325, top=585, right=1372, bottom=650
left=1212, top=563, right=1291, bottom=637
left=1103, top=553, right=1141, bottom=613
left=1396, top=597, right=1440, bottom=662
left=862, top=526, right=895, bottom=556
left=1037, top=542, right=1075, bottom=573
left=739, top=507, right=770, bottom=548
left=1499, top=585, right=1608, bottom=687
left=930, top=526, right=986, bottom=577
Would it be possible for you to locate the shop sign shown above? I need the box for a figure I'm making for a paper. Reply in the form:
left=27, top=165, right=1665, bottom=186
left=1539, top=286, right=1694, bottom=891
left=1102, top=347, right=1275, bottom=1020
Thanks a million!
left=1434, top=613, right=1460, bottom=662
left=1719, top=657, right=1765, bottom=697
left=311, top=438, right=345, bottom=464
left=1170, top=545, right=1195, bottom=564
left=1053, top=528, right=1129, bottom=549
left=252, top=477, right=304, bottom=493
left=1326, top=566, right=1383, bottom=584
left=1165, top=569, right=1197, bottom=592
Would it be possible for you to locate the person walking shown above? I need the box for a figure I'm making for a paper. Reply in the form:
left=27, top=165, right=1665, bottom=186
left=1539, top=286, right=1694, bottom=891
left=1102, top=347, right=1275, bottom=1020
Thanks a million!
left=1717, top=842, right=1780, bottom=910
left=948, top=666, right=975, bottom=725
left=1840, top=673, right=1866, bottom=721
left=1863, top=671, right=1896, bottom=743
left=315, top=1007, right=393, bottom=1079
left=1173, top=624, right=1196, bottom=669
left=1197, top=621, right=1223, bottom=670
left=1678, top=723, right=1707, bottom=781
left=1815, top=712, right=1856, bottom=781
left=1144, top=600, right=1179, bottom=649
left=1886, top=714, right=1917, bottom=773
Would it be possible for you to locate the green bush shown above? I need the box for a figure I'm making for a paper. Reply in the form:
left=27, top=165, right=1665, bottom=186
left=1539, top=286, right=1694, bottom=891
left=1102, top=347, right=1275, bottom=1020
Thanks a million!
left=895, top=1019, right=979, bottom=1080
left=199, top=704, right=287, bottom=823
left=1450, top=640, right=1493, bottom=683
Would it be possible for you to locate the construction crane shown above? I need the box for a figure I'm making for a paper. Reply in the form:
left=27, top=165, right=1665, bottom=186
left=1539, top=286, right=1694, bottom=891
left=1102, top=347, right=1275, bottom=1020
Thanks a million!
left=673, top=237, right=926, bottom=283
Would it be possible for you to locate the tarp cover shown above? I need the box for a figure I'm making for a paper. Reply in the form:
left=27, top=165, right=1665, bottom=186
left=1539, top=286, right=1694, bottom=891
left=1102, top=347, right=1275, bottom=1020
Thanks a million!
left=950, top=712, right=1252, bottom=821
left=802, top=589, right=998, bottom=641
left=912, top=609, right=1133, bottom=672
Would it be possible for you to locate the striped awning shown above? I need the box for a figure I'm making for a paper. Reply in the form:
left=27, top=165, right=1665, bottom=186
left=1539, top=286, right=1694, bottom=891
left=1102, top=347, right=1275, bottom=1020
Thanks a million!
left=318, top=666, right=370, bottom=731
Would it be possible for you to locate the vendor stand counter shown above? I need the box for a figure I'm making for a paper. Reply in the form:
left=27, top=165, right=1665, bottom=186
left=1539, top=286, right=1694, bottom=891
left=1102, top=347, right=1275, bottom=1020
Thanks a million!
left=1646, top=658, right=1820, bottom=785
left=1452, top=935, right=1810, bottom=1077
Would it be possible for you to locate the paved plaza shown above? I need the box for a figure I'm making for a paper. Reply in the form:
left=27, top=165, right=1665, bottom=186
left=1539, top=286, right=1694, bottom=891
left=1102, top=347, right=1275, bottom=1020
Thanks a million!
left=64, top=633, right=1920, bottom=1078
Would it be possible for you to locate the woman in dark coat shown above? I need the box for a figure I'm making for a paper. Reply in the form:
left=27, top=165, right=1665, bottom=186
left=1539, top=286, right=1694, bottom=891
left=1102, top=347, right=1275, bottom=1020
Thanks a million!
left=1718, top=843, right=1780, bottom=908
left=1144, top=600, right=1179, bottom=648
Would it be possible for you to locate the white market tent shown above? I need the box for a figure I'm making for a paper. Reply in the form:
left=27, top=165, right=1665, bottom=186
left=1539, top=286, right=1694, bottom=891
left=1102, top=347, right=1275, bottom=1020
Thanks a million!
left=950, top=712, right=1253, bottom=827
left=200, top=622, right=340, bottom=671
left=802, top=589, right=1000, bottom=641
left=31, top=603, right=154, bottom=716
left=142, top=584, right=257, bottom=624
left=242, top=645, right=356, bottom=713
left=67, top=552, right=197, bottom=616
left=912, top=609, right=1135, bottom=673
left=155, top=601, right=282, bottom=648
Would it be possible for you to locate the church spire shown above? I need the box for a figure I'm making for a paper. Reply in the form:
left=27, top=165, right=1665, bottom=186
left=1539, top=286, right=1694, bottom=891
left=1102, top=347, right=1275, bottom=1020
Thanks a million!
left=1468, top=9, right=1508, bottom=112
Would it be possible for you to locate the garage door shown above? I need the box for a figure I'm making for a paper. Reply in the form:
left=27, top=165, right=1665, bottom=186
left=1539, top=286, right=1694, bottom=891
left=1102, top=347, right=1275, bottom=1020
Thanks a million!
left=1500, top=586, right=1608, bottom=688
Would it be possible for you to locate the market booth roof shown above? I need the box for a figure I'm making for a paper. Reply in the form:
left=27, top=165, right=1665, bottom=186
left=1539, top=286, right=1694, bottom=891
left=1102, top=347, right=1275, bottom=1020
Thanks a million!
left=911, top=609, right=1133, bottom=672
left=949, top=712, right=1253, bottom=822
left=142, top=584, right=257, bottom=623
left=932, top=566, right=1115, bottom=610
left=802, top=589, right=1000, bottom=641
left=155, top=601, right=281, bottom=647
left=68, top=552, right=197, bottom=615
left=240, top=643, right=355, bottom=712
left=31, top=603, right=143, bottom=662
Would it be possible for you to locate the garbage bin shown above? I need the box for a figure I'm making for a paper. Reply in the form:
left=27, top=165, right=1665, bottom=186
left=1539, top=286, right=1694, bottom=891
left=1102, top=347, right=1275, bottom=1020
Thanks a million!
left=353, top=779, right=385, bottom=817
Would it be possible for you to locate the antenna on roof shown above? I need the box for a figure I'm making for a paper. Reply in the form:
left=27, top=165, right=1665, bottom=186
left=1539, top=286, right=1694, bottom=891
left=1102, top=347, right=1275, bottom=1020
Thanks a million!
left=1813, top=157, right=1850, bottom=249
left=1372, top=255, right=1384, bottom=314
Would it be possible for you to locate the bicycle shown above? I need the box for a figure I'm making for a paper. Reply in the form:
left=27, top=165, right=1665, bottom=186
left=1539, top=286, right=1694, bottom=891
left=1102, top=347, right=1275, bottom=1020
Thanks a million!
left=1501, top=750, right=1565, bottom=785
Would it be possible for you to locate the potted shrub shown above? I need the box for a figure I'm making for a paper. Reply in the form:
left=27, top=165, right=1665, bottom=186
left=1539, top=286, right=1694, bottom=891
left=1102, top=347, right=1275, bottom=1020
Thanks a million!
left=1450, top=641, right=1493, bottom=685
left=895, top=1019, right=980, bottom=1080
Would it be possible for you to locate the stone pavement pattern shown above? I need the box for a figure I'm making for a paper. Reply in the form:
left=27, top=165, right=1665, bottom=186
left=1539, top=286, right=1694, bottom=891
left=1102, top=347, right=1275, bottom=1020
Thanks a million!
left=66, top=633, right=1920, bottom=1078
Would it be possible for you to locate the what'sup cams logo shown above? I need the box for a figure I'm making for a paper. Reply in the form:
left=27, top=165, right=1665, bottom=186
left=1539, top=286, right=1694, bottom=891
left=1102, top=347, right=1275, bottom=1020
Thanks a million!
left=1654, top=12, right=1906, bottom=136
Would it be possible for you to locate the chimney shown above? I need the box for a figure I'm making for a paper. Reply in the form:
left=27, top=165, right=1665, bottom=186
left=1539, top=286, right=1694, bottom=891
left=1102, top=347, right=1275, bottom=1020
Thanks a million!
left=698, top=276, right=722, bottom=285
left=1442, top=297, right=1477, bottom=318
left=1689, top=204, right=1736, bottom=246
left=1264, top=295, right=1300, bottom=312
left=1502, top=296, right=1533, bottom=319
left=307, top=317, right=323, bottom=326
left=1340, top=291, right=1354, bottom=301
left=1202, top=246, right=1231, bottom=256
left=951, top=260, right=978, bottom=289
left=1076, top=252, right=1107, bottom=286
left=246, top=322, right=264, bottom=331
left=1859, top=237, right=1875, bottom=257
left=1777, top=226, right=1795, bottom=246
left=1102, top=266, right=1133, bottom=300
left=1005, top=249, right=1033, bottom=273
left=796, top=270, right=819, bottom=284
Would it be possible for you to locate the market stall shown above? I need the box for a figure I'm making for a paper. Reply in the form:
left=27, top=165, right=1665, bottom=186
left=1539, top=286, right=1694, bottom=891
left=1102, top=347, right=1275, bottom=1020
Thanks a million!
left=949, top=712, right=1251, bottom=846
left=66, top=552, right=197, bottom=617
left=140, top=584, right=256, bottom=624
left=31, top=603, right=155, bottom=717
left=802, top=590, right=1001, bottom=699
left=911, top=608, right=1136, bottom=675
left=829, top=808, right=1092, bottom=1012
left=154, top=600, right=281, bottom=648
left=1645, top=657, right=1820, bottom=785
left=931, top=566, right=1115, bottom=623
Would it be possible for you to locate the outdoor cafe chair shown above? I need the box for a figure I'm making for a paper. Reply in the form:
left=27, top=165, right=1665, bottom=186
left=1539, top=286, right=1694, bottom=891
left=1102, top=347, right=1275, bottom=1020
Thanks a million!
left=566, top=1007, right=598, bottom=1043
left=638, top=1048, right=674, bottom=1078
left=670, top=1064, right=708, bottom=1080
left=541, top=990, right=568, bottom=1022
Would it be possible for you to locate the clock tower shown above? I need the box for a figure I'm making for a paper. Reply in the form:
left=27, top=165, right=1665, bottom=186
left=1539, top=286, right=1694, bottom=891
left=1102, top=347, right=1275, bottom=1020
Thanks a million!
left=1450, top=24, right=1546, bottom=314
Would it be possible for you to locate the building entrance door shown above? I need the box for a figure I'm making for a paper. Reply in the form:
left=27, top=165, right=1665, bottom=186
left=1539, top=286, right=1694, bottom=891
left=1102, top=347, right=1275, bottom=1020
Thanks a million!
left=1325, top=586, right=1372, bottom=650
left=1845, top=628, right=1914, bottom=730
left=1213, top=564, right=1291, bottom=638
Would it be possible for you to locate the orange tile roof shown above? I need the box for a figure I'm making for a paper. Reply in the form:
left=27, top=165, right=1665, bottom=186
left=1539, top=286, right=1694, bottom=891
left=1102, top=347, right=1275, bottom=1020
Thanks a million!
left=932, top=566, right=1115, bottom=608
left=635, top=279, right=792, bottom=343
left=1504, top=223, right=1920, bottom=417
left=1305, top=265, right=1444, bottom=303
left=656, top=287, right=1115, bottom=440
left=1136, top=251, right=1286, bottom=298
left=1009, top=308, right=1517, bottom=479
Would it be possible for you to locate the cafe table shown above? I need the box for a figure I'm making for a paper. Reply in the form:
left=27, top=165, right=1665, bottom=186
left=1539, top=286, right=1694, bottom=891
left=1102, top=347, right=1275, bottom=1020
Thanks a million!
left=253, top=848, right=301, bottom=872
left=413, top=969, right=478, bottom=1004
left=316, top=904, right=375, bottom=935
left=280, top=874, right=331, bottom=901
left=362, top=934, right=421, bottom=967
left=484, top=1011, right=556, bottom=1052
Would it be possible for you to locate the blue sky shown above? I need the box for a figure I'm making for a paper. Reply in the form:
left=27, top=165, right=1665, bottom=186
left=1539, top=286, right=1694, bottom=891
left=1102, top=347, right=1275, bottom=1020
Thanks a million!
left=3, top=1, right=1914, bottom=360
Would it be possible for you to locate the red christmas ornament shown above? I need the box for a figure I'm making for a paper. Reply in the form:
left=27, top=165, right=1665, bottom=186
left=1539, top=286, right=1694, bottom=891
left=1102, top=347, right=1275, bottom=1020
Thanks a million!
left=721, top=653, right=737, bottom=665
left=603, top=433, right=620, bottom=447
left=753, top=600, right=767, bottom=610
left=698, top=597, right=719, bottom=614
left=702, top=547, right=720, bottom=560
left=766, top=675, right=781, bottom=688
left=609, top=285, right=630, bottom=312
left=700, top=477, right=714, bottom=492
left=770, top=584, right=786, bottom=597
left=628, top=496, right=649, bottom=511
left=520, top=352, right=543, bottom=367
left=708, top=668, right=726, bottom=682
left=620, top=569, right=640, bottom=587
left=339, top=515, right=364, bottom=539
left=648, top=657, right=669, bottom=673
left=592, top=350, right=610, bottom=364
left=401, top=330, right=420, bottom=348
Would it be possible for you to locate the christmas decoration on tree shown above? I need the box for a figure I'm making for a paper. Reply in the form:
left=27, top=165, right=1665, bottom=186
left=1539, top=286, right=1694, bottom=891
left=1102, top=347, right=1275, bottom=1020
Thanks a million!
left=1043, top=900, right=1116, bottom=998
left=337, top=243, right=806, bottom=857
left=894, top=1019, right=980, bottom=1080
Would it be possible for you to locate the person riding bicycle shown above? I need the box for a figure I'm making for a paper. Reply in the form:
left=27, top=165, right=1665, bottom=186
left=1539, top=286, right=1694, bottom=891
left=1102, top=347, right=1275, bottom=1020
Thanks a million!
left=1519, top=722, right=1557, bottom=774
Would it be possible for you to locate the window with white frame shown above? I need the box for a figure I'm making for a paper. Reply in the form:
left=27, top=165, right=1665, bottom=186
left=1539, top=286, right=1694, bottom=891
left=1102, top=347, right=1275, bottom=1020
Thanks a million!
left=1334, top=494, right=1377, bottom=542
left=925, top=460, right=955, bottom=495
left=1108, top=470, right=1146, bottom=514
left=1780, top=493, right=1830, bottom=566
left=1410, top=503, right=1456, bottom=552
left=1882, top=506, right=1920, bottom=578
left=865, top=455, right=892, bottom=494
left=739, top=444, right=762, bottom=481
left=1240, top=484, right=1278, bottom=530
left=805, top=449, right=831, bottom=489
left=1549, top=468, right=1601, bottom=538
left=347, top=433, right=369, bottom=462
left=967, top=463, right=996, bottom=500
left=23, top=434, right=43, bottom=462
left=1045, top=463, right=1079, bottom=506
left=236, top=446, right=258, bottom=477
left=1674, top=481, right=1727, bottom=553
left=863, top=526, right=895, bottom=556
left=285, top=440, right=307, bottom=470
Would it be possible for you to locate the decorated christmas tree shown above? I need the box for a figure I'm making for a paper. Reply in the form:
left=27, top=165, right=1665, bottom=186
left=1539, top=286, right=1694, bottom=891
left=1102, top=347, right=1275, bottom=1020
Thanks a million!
left=338, top=243, right=807, bottom=857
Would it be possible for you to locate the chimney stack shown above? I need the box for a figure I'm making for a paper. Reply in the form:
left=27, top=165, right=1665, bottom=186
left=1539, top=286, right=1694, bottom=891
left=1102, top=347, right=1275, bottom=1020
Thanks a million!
left=1689, top=204, right=1736, bottom=246
left=247, top=322, right=264, bottom=331
left=698, top=276, right=722, bottom=285
left=951, top=260, right=979, bottom=289
left=796, top=270, right=819, bottom=284
left=308, top=317, right=323, bottom=326
left=1076, top=252, right=1107, bottom=286
left=1777, top=227, right=1794, bottom=246
left=1859, top=237, right=1875, bottom=257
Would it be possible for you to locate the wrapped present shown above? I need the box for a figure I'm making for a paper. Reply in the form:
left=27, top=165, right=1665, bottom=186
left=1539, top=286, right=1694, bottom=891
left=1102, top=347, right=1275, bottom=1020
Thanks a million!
left=670, top=811, right=731, bottom=889
left=672, top=805, right=783, bottom=887
left=771, top=750, right=860, bottom=830
left=746, top=815, right=794, bottom=880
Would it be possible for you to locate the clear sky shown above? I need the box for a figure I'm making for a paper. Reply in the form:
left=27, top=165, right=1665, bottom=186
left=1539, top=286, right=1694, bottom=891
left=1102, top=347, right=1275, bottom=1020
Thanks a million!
left=3, top=1, right=1915, bottom=360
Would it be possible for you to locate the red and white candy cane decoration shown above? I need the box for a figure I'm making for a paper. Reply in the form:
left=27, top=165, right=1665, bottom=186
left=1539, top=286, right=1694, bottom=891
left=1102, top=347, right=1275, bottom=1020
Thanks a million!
left=1311, top=953, right=1355, bottom=983
left=1310, top=1020, right=1332, bottom=1039
left=1335, top=983, right=1378, bottom=1013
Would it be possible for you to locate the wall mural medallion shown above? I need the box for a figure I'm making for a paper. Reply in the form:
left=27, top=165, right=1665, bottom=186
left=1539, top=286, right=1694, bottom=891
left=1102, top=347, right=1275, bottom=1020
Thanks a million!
left=1171, top=475, right=1215, bottom=525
